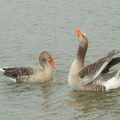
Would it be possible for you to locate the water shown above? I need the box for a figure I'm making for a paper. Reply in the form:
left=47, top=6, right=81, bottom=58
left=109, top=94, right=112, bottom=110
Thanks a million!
left=0, top=0, right=120, bottom=119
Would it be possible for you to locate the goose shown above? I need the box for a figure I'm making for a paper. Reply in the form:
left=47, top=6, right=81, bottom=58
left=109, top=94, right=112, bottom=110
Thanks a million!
left=68, top=28, right=120, bottom=92
left=0, top=51, right=56, bottom=83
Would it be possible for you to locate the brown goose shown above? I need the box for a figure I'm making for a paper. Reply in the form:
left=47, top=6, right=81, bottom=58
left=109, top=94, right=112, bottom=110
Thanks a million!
left=68, top=28, right=120, bottom=92
left=0, top=51, right=56, bottom=83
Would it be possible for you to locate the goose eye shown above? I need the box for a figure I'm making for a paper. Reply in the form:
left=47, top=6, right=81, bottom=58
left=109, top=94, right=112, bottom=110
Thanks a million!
left=49, top=57, right=51, bottom=60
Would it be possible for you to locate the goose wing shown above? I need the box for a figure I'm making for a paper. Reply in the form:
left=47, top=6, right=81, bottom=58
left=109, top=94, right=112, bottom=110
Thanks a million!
left=79, top=50, right=120, bottom=85
left=3, top=67, right=34, bottom=79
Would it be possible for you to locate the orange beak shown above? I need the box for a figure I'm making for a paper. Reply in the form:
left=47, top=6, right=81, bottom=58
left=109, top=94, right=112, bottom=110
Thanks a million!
left=50, top=59, right=56, bottom=68
left=75, top=28, right=84, bottom=38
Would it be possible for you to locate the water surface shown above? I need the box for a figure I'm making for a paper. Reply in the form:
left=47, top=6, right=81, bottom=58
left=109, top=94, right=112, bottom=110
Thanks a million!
left=0, top=0, right=120, bottom=120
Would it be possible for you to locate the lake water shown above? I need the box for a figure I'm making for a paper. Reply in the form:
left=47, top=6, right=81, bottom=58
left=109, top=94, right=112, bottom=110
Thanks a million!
left=0, top=0, right=120, bottom=120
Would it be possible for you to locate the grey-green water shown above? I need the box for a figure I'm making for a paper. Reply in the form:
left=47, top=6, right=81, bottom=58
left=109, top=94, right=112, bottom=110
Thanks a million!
left=0, top=0, right=120, bottom=120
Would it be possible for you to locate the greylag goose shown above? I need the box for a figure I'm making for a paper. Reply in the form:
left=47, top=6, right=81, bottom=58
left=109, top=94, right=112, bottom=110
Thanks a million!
left=68, top=28, right=120, bottom=92
left=0, top=51, right=56, bottom=83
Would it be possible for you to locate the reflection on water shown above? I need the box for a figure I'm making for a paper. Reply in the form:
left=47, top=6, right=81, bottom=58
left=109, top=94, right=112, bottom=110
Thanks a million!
left=0, top=0, right=120, bottom=120
left=67, top=90, right=120, bottom=119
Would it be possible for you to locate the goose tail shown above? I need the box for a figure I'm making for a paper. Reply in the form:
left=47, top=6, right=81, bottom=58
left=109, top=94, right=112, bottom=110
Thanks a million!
left=0, top=68, right=5, bottom=75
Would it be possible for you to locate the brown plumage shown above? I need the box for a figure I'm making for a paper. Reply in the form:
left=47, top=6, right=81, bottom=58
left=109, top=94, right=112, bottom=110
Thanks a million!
left=85, top=84, right=106, bottom=92
left=103, top=57, right=120, bottom=73
left=0, top=51, right=56, bottom=83
left=68, top=28, right=120, bottom=92
left=77, top=35, right=88, bottom=66
left=79, top=50, right=119, bottom=78
left=3, top=67, right=34, bottom=79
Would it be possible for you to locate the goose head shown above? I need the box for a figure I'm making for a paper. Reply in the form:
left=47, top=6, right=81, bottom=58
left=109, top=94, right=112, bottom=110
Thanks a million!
left=75, top=28, right=88, bottom=44
left=39, top=51, right=56, bottom=68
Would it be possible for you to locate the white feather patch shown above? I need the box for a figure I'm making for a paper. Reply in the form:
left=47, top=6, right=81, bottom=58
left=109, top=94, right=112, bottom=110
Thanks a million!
left=102, top=69, right=120, bottom=91
left=0, top=68, right=5, bottom=75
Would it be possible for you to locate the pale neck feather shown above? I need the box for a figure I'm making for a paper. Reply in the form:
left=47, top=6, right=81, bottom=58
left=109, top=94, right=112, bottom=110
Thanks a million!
left=68, top=58, right=84, bottom=90
left=68, top=58, right=83, bottom=78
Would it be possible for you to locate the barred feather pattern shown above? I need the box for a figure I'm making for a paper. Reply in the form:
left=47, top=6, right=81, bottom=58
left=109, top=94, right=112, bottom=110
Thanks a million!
left=79, top=50, right=119, bottom=78
left=79, top=61, right=104, bottom=78
left=3, top=67, right=34, bottom=79
left=85, top=84, right=106, bottom=92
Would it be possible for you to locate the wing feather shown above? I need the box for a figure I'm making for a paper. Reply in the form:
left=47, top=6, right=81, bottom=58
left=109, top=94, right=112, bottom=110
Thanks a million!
left=3, top=67, right=34, bottom=79
left=79, top=50, right=120, bottom=85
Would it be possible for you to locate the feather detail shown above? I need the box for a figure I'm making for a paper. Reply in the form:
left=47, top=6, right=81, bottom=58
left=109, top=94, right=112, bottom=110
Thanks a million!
left=85, top=84, right=106, bottom=92
left=79, top=50, right=119, bottom=82
left=3, top=67, right=34, bottom=79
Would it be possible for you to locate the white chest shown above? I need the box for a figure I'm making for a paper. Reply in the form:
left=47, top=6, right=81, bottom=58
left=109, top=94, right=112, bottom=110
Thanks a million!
left=68, top=58, right=84, bottom=90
